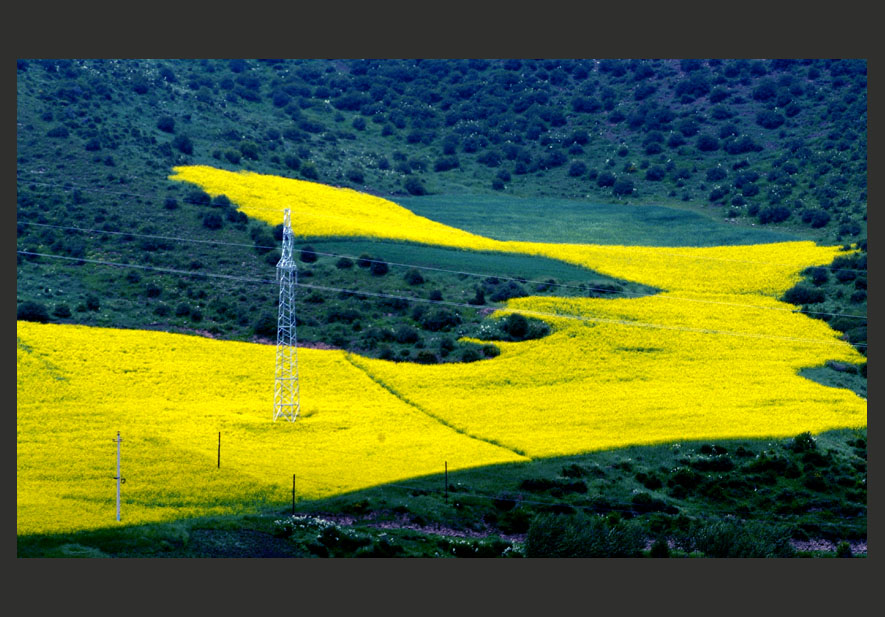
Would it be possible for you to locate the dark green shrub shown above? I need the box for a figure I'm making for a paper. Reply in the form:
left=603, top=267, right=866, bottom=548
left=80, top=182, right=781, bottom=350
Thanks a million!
left=782, top=285, right=825, bottom=305
left=85, top=294, right=100, bottom=311
left=356, top=254, right=373, bottom=268
left=460, top=347, right=482, bottom=363
left=645, top=166, right=666, bottom=181
left=186, top=190, right=211, bottom=206
left=568, top=161, right=587, bottom=177
left=612, top=179, right=634, bottom=196
left=202, top=213, right=223, bottom=229
left=635, top=471, right=663, bottom=490
left=253, top=313, right=277, bottom=338
left=503, top=313, right=529, bottom=339
left=370, top=260, right=389, bottom=276
left=52, top=303, right=72, bottom=318
left=789, top=432, right=817, bottom=453
left=756, top=110, right=785, bottom=129
left=336, top=257, right=354, bottom=269
left=482, top=344, right=500, bottom=358
left=395, top=325, right=419, bottom=344
left=283, top=154, right=300, bottom=170
left=835, top=541, right=853, bottom=558
left=758, top=205, right=791, bottom=224
left=17, top=301, right=49, bottom=323
left=416, top=350, right=438, bottom=364
left=489, top=281, right=527, bottom=302
left=172, top=134, right=193, bottom=155
left=434, top=156, right=460, bottom=172
left=597, top=171, right=615, bottom=187
left=403, top=268, right=424, bottom=285
left=805, top=267, right=829, bottom=285
left=668, top=467, right=701, bottom=490
left=420, top=309, right=461, bottom=332
left=163, top=197, right=179, bottom=210
left=239, top=141, right=259, bottom=160
left=47, top=125, right=69, bottom=138
left=697, top=134, right=720, bottom=152
left=300, top=246, right=318, bottom=263
left=156, top=116, right=175, bottom=133
left=404, top=176, right=427, bottom=196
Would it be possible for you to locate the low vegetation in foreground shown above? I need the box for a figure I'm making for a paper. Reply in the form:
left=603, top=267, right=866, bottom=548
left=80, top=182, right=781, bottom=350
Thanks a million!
left=17, top=429, right=866, bottom=558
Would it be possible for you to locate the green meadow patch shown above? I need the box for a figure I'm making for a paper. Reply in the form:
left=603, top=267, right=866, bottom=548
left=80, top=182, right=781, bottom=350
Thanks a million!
left=399, top=193, right=802, bottom=246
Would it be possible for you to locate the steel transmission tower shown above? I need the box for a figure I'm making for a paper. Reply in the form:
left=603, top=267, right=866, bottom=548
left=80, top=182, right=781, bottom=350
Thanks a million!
left=273, top=208, right=301, bottom=422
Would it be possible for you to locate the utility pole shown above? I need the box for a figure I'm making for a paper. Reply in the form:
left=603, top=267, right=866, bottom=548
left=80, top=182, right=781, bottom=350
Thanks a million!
left=274, top=208, right=301, bottom=422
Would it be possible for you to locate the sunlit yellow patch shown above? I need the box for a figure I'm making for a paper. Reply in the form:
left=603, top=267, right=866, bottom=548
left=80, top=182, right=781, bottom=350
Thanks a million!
left=17, top=167, right=865, bottom=535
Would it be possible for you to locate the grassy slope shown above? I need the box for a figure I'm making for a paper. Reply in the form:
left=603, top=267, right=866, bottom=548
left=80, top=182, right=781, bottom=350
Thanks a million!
left=398, top=193, right=802, bottom=245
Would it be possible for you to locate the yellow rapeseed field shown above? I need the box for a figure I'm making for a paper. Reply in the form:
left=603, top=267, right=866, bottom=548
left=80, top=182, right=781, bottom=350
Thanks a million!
left=16, top=166, right=866, bottom=535
left=17, top=322, right=525, bottom=535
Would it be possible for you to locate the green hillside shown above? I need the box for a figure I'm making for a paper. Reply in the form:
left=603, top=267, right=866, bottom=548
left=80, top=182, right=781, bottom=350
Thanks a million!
left=15, top=58, right=867, bottom=359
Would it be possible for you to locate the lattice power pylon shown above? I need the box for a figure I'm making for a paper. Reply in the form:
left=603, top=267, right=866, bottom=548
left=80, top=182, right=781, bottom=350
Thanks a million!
left=273, top=208, right=301, bottom=422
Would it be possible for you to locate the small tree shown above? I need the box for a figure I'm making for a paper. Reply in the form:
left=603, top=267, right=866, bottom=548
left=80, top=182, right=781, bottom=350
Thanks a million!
left=202, top=212, right=223, bottom=230
left=17, top=301, right=49, bottom=323
left=300, top=246, right=318, bottom=263
left=172, top=134, right=193, bottom=155
left=503, top=313, right=529, bottom=339
left=613, top=179, right=634, bottom=196
left=370, top=259, right=389, bottom=276
left=568, top=161, right=587, bottom=177
left=403, top=268, right=424, bottom=285
left=156, top=116, right=175, bottom=133
left=404, top=176, right=427, bottom=196
left=253, top=312, right=277, bottom=338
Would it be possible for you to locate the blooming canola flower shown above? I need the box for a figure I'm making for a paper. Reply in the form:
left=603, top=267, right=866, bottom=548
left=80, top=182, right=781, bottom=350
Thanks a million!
left=15, top=166, right=866, bottom=535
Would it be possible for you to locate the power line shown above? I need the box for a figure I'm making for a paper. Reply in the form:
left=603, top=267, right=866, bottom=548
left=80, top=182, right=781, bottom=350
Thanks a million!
left=17, top=250, right=867, bottom=349
left=17, top=220, right=869, bottom=322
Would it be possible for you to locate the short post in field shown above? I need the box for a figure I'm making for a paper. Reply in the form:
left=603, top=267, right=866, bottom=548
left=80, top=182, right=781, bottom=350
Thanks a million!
left=445, top=461, right=448, bottom=503
left=292, top=474, right=296, bottom=515
left=217, top=431, right=221, bottom=469
left=114, top=431, right=122, bottom=522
